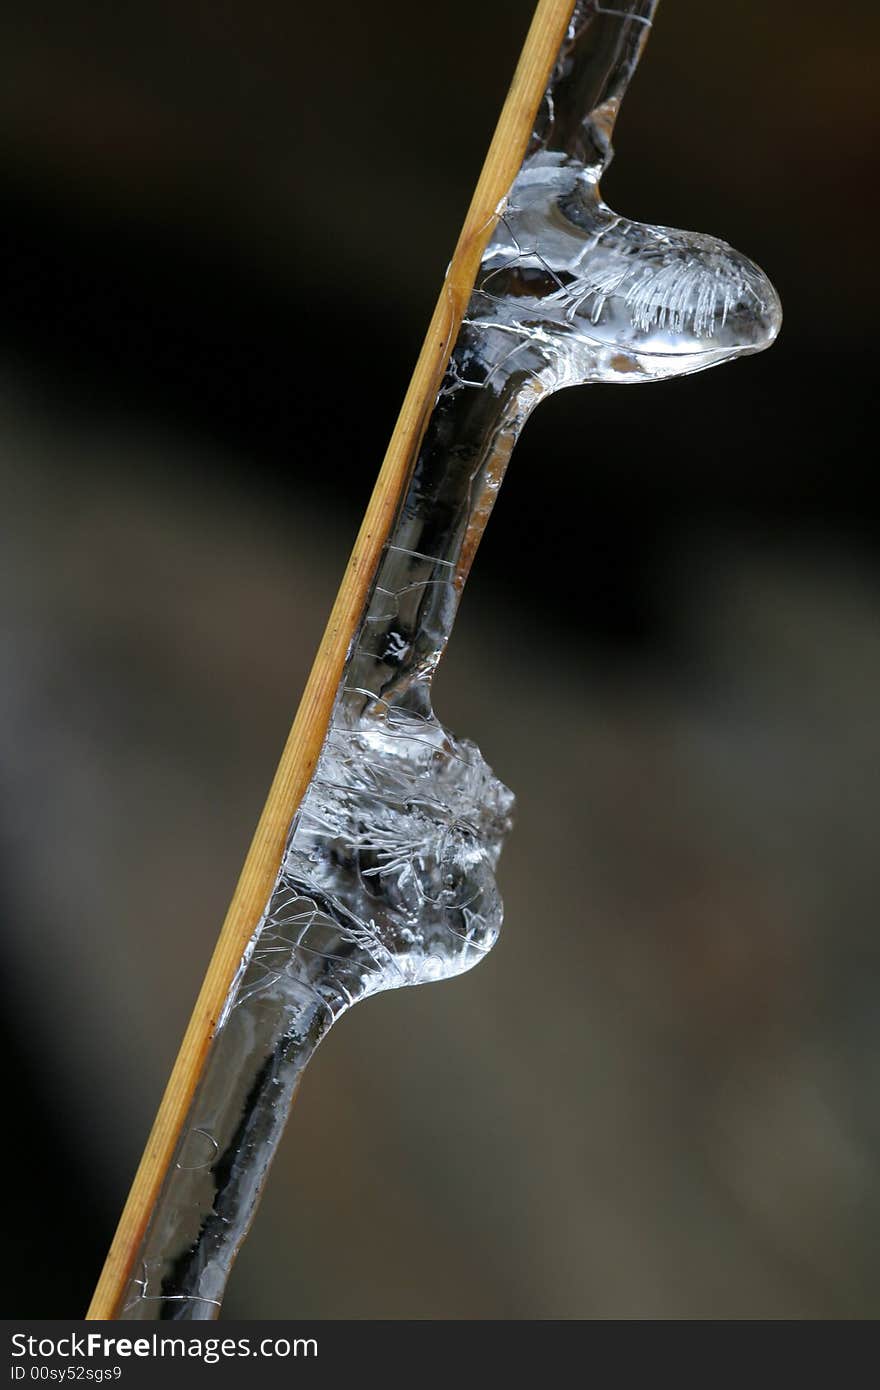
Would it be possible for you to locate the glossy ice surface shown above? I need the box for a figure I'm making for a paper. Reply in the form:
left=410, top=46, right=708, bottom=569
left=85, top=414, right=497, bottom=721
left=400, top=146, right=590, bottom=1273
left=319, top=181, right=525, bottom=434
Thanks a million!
left=122, top=0, right=780, bottom=1317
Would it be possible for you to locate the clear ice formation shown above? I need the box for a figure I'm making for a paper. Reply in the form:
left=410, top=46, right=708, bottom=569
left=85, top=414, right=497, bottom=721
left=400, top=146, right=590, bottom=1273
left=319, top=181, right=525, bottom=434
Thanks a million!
left=122, top=0, right=781, bottom=1318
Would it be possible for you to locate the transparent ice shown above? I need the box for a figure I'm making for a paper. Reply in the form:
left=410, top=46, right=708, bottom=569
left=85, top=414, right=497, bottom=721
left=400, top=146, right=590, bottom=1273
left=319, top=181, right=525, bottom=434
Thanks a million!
left=121, top=0, right=781, bottom=1317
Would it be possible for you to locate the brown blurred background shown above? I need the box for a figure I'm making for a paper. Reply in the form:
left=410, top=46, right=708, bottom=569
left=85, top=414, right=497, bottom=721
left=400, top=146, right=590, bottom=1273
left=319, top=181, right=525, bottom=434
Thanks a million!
left=1, top=1, right=879, bottom=1318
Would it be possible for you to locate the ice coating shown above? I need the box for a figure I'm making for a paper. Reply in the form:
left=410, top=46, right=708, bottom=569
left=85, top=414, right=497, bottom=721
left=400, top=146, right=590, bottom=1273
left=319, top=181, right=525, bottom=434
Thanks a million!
left=121, top=0, right=780, bottom=1318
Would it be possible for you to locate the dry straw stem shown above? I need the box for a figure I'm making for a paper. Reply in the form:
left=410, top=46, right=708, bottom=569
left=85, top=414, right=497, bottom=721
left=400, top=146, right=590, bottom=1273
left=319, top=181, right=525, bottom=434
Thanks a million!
left=88, top=0, right=576, bottom=1320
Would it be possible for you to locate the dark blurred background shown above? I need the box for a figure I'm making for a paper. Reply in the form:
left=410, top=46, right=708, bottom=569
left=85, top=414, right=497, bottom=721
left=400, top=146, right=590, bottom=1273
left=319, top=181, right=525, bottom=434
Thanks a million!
left=2, top=0, right=879, bottom=1318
